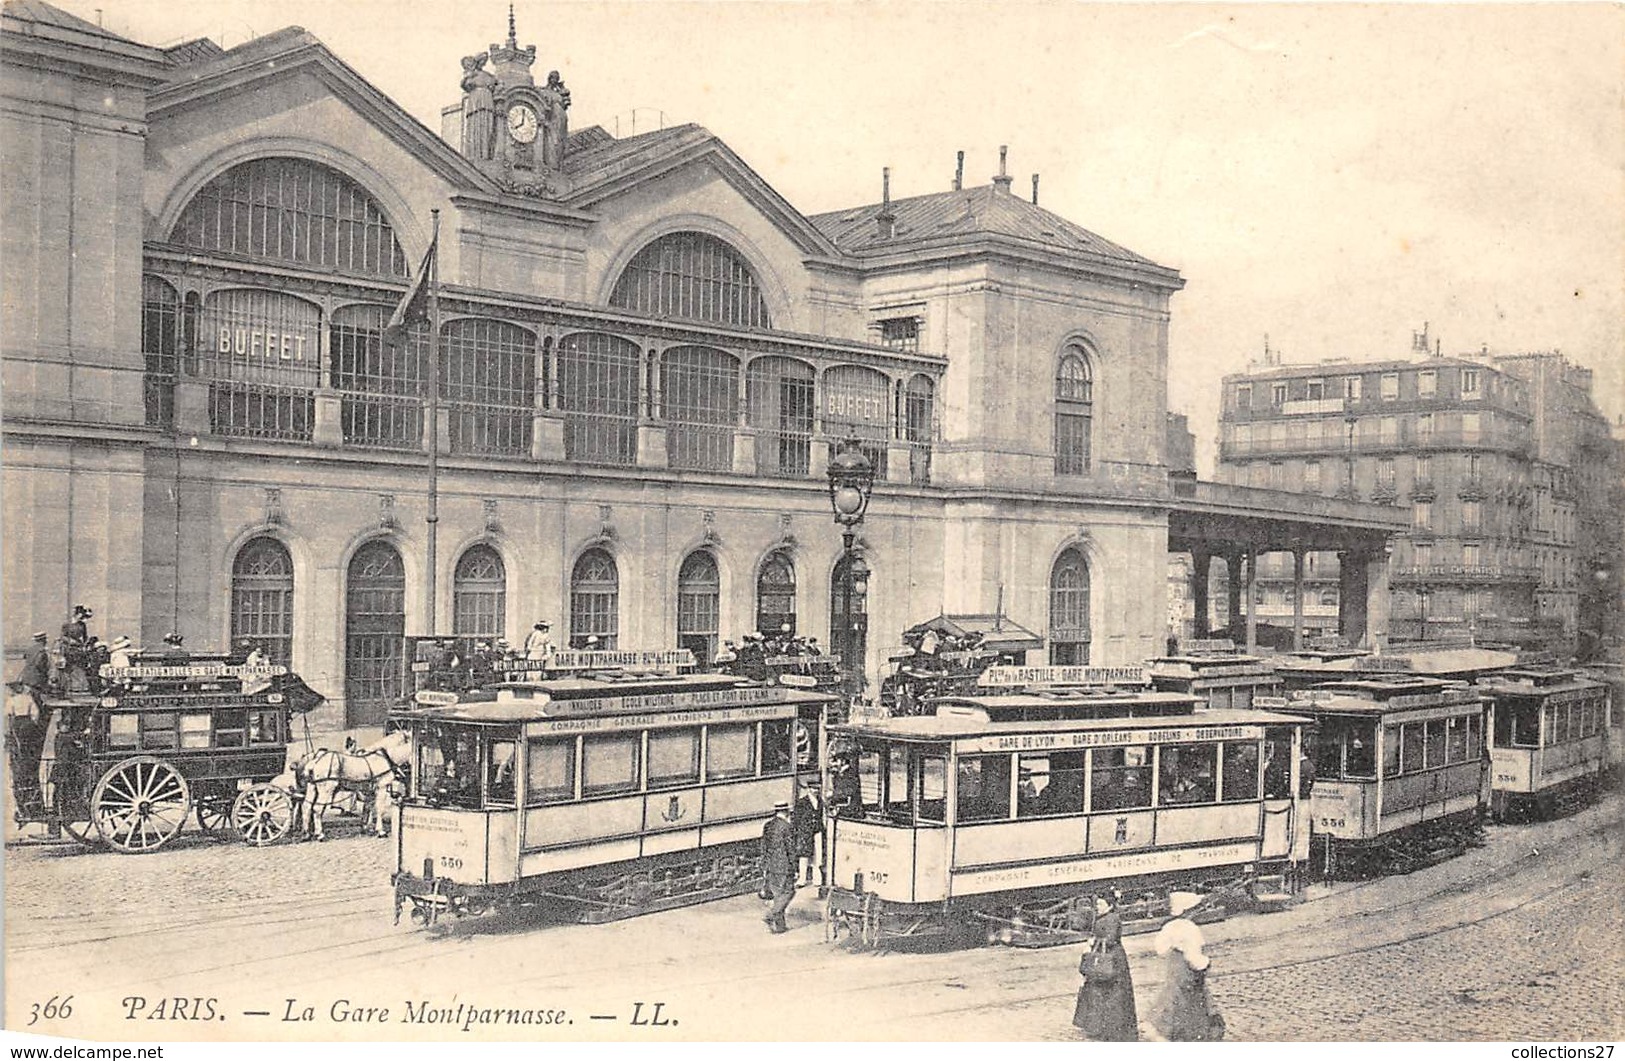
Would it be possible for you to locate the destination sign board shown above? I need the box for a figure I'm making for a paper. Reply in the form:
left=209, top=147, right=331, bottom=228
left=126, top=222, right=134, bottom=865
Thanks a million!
left=414, top=690, right=461, bottom=706
left=542, top=650, right=695, bottom=671
left=961, top=723, right=1263, bottom=753
left=505, top=684, right=784, bottom=718
left=101, top=663, right=288, bottom=680
left=765, top=655, right=840, bottom=666
left=979, top=665, right=1148, bottom=688
left=1177, top=638, right=1236, bottom=654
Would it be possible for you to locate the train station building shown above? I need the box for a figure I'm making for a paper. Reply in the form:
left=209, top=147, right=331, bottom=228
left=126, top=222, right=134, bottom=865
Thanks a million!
left=1, top=1, right=1403, bottom=727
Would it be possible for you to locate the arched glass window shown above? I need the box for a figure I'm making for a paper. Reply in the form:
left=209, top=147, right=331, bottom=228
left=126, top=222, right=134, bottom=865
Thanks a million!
left=609, top=231, right=771, bottom=329
left=756, top=551, right=796, bottom=637
left=201, top=288, right=321, bottom=441
left=557, top=332, right=640, bottom=465
left=142, top=276, right=180, bottom=428
left=453, top=544, right=506, bottom=643
left=172, top=157, right=409, bottom=278
left=1055, top=346, right=1094, bottom=476
left=231, top=537, right=293, bottom=665
left=329, top=304, right=426, bottom=449
left=570, top=549, right=619, bottom=649
left=904, top=374, right=934, bottom=485
left=345, top=541, right=405, bottom=727
left=662, top=346, right=739, bottom=471
left=442, top=318, right=535, bottom=457
left=746, top=357, right=814, bottom=477
left=677, top=551, right=721, bottom=662
left=1049, top=547, right=1091, bottom=664
left=823, top=364, right=891, bottom=477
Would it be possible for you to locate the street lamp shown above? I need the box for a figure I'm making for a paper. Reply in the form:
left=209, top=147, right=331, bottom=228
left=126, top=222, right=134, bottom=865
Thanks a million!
left=827, top=439, right=876, bottom=698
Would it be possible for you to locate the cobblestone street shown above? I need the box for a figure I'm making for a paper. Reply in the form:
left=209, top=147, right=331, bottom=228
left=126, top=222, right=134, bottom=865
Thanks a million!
left=5, top=790, right=1621, bottom=1041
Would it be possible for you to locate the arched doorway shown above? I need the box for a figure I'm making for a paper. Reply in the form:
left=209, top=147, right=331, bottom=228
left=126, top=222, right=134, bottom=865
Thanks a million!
left=830, top=554, right=870, bottom=691
left=345, top=540, right=405, bottom=726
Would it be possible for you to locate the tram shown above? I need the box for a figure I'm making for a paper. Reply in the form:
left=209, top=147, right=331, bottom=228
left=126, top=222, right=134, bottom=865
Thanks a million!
left=391, top=671, right=835, bottom=926
left=1285, top=676, right=1488, bottom=878
left=1479, top=666, right=1611, bottom=820
left=824, top=668, right=1310, bottom=947
left=1148, top=640, right=1281, bottom=710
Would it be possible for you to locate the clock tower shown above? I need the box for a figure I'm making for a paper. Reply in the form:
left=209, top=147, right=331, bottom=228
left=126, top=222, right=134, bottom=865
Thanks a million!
left=449, top=5, right=572, bottom=197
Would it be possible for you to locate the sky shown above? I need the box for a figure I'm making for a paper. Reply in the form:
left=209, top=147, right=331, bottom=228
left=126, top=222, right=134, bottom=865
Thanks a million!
left=68, top=1, right=1624, bottom=475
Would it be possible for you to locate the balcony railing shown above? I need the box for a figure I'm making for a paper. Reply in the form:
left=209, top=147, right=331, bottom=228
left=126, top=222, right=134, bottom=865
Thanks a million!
left=1393, top=564, right=1539, bottom=584
left=1221, top=429, right=1530, bottom=459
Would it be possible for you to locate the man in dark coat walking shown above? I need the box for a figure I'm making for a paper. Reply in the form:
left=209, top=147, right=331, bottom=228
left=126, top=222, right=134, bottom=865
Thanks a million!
left=760, top=799, right=796, bottom=933
left=16, top=631, right=52, bottom=700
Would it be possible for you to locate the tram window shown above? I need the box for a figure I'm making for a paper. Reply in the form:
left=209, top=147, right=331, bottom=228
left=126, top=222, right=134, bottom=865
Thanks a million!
left=582, top=733, right=641, bottom=796
left=526, top=738, right=576, bottom=804
left=141, top=712, right=177, bottom=751
left=1584, top=700, right=1600, bottom=737
left=1570, top=702, right=1585, bottom=740
left=957, top=754, right=1013, bottom=822
left=918, top=755, right=948, bottom=823
left=1553, top=705, right=1569, bottom=745
left=857, top=750, right=883, bottom=816
left=1465, top=714, right=1482, bottom=759
left=108, top=714, right=138, bottom=750
left=1509, top=704, right=1539, bottom=748
left=1017, top=751, right=1084, bottom=817
left=647, top=728, right=701, bottom=787
left=1344, top=722, right=1376, bottom=779
left=1542, top=706, right=1556, bottom=747
left=1262, top=729, right=1293, bottom=798
left=1425, top=719, right=1445, bottom=768
left=215, top=708, right=247, bottom=748
left=248, top=710, right=280, bottom=744
left=487, top=738, right=517, bottom=804
left=425, top=727, right=482, bottom=807
left=179, top=712, right=211, bottom=750
left=887, top=753, right=911, bottom=824
left=1401, top=722, right=1425, bottom=773
left=1313, top=723, right=1342, bottom=778
left=1221, top=741, right=1260, bottom=801
left=1445, top=716, right=1469, bottom=764
left=1382, top=725, right=1401, bottom=778
left=705, top=723, right=756, bottom=780
left=1160, top=743, right=1217, bottom=805
left=417, top=738, right=446, bottom=798
left=1091, top=747, right=1151, bottom=812
left=761, top=719, right=795, bottom=774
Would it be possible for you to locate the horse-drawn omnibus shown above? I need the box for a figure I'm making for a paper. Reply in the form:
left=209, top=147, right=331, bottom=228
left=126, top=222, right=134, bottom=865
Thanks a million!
left=5, top=653, right=322, bottom=851
left=824, top=665, right=1311, bottom=947
left=391, top=671, right=836, bottom=926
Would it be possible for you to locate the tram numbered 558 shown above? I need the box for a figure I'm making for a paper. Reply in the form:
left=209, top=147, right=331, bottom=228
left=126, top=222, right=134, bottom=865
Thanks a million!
left=825, top=689, right=1311, bottom=947
left=391, top=673, right=834, bottom=926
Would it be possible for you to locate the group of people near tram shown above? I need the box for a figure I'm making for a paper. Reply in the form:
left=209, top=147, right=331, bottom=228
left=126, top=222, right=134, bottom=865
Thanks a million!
left=1071, top=890, right=1226, bottom=1042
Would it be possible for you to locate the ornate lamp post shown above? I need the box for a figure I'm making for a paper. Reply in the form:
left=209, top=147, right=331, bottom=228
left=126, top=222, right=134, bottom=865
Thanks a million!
left=827, top=439, right=876, bottom=698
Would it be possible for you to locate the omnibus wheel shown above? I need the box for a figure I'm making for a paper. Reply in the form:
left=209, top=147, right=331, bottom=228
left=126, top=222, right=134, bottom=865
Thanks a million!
left=91, top=756, right=191, bottom=853
left=195, top=792, right=235, bottom=837
left=232, top=783, right=293, bottom=846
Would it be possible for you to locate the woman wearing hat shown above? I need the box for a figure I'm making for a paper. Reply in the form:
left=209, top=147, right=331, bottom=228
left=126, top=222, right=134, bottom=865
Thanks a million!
left=1072, top=893, right=1138, bottom=1041
left=1145, top=891, right=1223, bottom=1041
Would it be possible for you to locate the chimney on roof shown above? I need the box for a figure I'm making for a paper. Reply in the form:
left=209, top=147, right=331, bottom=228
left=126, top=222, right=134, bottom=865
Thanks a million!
left=953, top=151, right=964, bottom=191
left=992, top=145, right=1013, bottom=193
left=876, top=167, right=896, bottom=239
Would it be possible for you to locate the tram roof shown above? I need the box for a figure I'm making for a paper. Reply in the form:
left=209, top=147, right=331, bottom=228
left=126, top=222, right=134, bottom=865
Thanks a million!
left=1477, top=668, right=1607, bottom=696
left=834, top=706, right=1310, bottom=741
left=396, top=676, right=833, bottom=723
left=1279, top=679, right=1481, bottom=715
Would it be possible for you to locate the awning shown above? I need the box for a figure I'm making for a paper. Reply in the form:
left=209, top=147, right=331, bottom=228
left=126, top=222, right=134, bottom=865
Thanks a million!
left=903, top=613, right=1044, bottom=654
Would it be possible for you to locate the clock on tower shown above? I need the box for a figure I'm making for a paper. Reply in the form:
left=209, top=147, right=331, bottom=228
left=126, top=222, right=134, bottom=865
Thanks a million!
left=506, top=102, right=539, bottom=144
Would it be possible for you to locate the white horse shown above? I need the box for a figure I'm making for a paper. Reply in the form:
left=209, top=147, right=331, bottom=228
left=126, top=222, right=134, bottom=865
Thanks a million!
left=291, top=730, right=410, bottom=840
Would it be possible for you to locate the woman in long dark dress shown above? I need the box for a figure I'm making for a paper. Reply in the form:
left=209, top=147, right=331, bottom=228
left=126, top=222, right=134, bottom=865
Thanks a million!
left=1072, top=896, right=1138, bottom=1041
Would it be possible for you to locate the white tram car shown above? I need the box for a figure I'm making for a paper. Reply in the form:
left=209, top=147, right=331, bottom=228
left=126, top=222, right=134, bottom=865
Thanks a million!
left=825, top=688, right=1311, bottom=946
left=1286, top=676, right=1489, bottom=878
left=1479, top=666, right=1612, bottom=821
left=391, top=672, right=834, bottom=925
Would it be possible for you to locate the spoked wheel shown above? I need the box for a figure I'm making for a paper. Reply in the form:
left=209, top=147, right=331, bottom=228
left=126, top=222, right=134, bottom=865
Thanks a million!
left=195, top=795, right=234, bottom=838
left=231, top=783, right=293, bottom=846
left=91, top=756, right=191, bottom=853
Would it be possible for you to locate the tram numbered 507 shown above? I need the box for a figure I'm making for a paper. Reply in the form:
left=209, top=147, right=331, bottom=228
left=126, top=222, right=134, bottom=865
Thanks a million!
left=391, top=673, right=834, bottom=926
left=825, top=689, right=1311, bottom=947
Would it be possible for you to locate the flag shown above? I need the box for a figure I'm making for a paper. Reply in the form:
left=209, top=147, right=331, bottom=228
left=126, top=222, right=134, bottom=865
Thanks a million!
left=383, top=237, right=436, bottom=348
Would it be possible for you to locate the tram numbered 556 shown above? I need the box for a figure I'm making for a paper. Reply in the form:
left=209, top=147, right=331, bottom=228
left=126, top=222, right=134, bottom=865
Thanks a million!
left=1479, top=666, right=1612, bottom=821
left=825, top=689, right=1311, bottom=947
left=391, top=673, right=834, bottom=926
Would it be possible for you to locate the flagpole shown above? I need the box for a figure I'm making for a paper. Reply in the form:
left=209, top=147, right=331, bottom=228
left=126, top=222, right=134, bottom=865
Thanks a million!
left=426, top=209, right=441, bottom=636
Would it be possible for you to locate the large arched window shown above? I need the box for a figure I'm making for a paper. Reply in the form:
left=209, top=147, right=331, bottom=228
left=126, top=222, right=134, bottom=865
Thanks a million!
left=329, top=304, right=426, bottom=449
left=904, top=374, right=935, bottom=485
left=345, top=541, right=406, bottom=727
left=756, top=551, right=796, bottom=636
left=201, top=288, right=320, bottom=441
left=677, top=551, right=721, bottom=662
left=609, top=231, right=771, bottom=329
left=1049, top=547, right=1091, bottom=664
left=442, top=318, right=535, bottom=457
left=823, top=364, right=891, bottom=478
left=172, top=157, right=409, bottom=279
left=662, top=346, right=739, bottom=471
left=557, top=332, right=641, bottom=465
left=142, top=276, right=181, bottom=428
left=1055, top=346, right=1094, bottom=476
left=570, top=549, right=619, bottom=649
left=453, top=544, right=506, bottom=643
left=746, top=357, right=815, bottom=477
left=231, top=537, right=294, bottom=665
